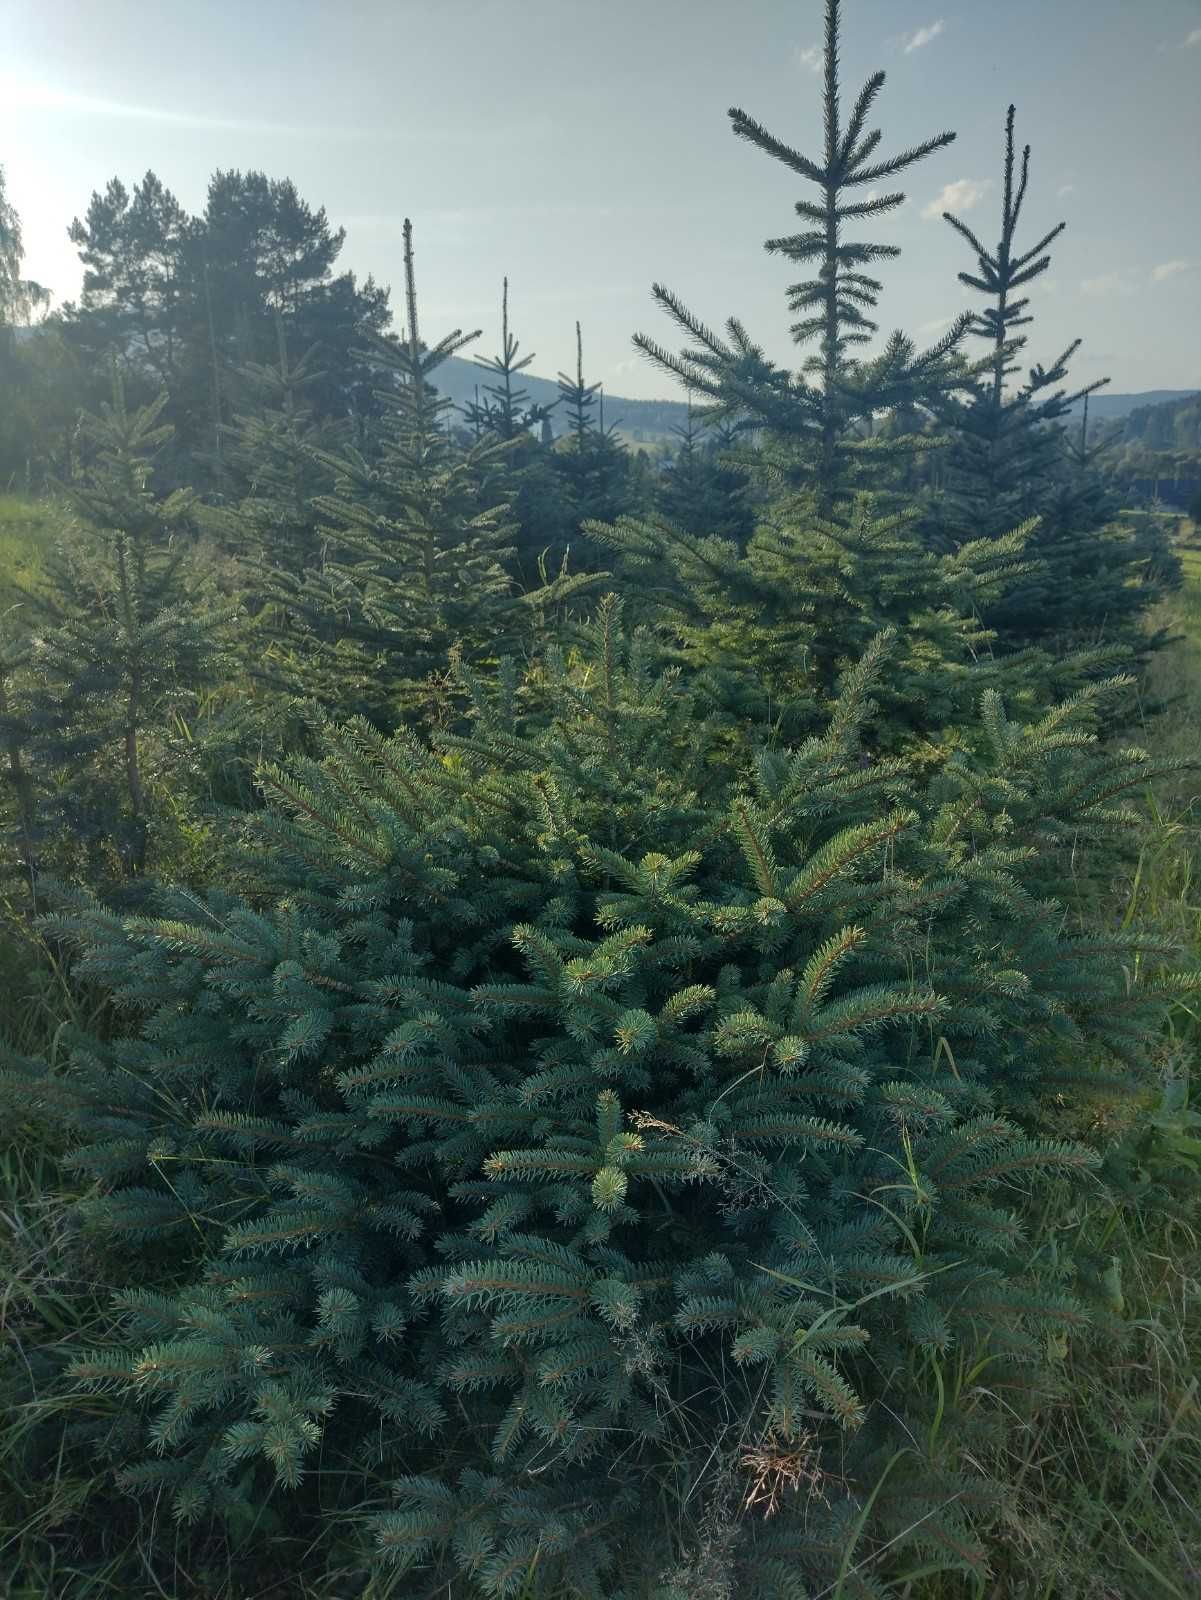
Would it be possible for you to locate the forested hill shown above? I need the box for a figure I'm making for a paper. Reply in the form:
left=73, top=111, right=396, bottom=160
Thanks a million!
left=1098, top=390, right=1201, bottom=450
left=1067, top=387, right=1197, bottom=422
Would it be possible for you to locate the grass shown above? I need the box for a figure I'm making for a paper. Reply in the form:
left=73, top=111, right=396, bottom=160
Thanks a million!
left=0, top=495, right=68, bottom=605
left=1, top=514, right=1200, bottom=1598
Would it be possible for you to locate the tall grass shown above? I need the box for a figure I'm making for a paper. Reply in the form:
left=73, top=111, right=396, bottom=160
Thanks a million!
left=954, top=521, right=1201, bottom=1600
left=0, top=495, right=66, bottom=604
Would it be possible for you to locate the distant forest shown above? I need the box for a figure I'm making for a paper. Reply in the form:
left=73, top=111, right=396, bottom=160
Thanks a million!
left=1095, top=391, right=1201, bottom=509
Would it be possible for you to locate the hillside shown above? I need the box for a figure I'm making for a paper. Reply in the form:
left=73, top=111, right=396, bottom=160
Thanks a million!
left=1103, top=390, right=1201, bottom=451
left=1068, top=388, right=1198, bottom=422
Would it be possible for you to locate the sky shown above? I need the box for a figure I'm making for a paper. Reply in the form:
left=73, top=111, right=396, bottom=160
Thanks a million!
left=2, top=0, right=1199, bottom=401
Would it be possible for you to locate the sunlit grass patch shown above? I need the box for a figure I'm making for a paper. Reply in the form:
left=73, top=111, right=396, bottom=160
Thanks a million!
left=0, top=495, right=69, bottom=604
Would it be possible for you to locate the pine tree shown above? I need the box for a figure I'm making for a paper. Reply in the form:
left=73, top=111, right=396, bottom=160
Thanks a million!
left=64, top=168, right=391, bottom=485
left=67, top=172, right=193, bottom=393
left=5, top=606, right=1191, bottom=1596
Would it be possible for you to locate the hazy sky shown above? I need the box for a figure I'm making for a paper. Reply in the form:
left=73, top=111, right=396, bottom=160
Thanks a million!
left=2, top=0, right=1199, bottom=400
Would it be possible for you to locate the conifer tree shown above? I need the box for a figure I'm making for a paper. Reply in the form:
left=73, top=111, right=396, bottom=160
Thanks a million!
left=5, top=609, right=1192, bottom=1596
left=64, top=167, right=391, bottom=483
left=263, top=224, right=591, bottom=727
left=212, top=325, right=339, bottom=580
left=464, top=279, right=554, bottom=445
left=554, top=322, right=631, bottom=532
left=928, top=106, right=1179, bottom=650
left=11, top=374, right=221, bottom=882
left=463, top=280, right=574, bottom=584
left=656, top=398, right=755, bottom=545
left=0, top=624, right=47, bottom=911
left=592, top=0, right=1041, bottom=746
left=633, top=0, right=972, bottom=515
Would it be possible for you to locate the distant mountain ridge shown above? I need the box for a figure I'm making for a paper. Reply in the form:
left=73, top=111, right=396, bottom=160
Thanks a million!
left=432, top=354, right=1194, bottom=442
left=1069, top=389, right=1197, bottom=422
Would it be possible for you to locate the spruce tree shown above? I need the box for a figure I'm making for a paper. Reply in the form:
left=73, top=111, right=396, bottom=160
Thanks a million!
left=11, top=374, right=221, bottom=883
left=212, top=326, right=339, bottom=581
left=656, top=398, right=755, bottom=546
left=262, top=224, right=591, bottom=728
left=463, top=280, right=574, bottom=584
left=592, top=0, right=1040, bottom=747
left=463, top=279, right=554, bottom=445
left=554, top=322, right=631, bottom=532
left=0, top=624, right=46, bottom=912
left=928, top=105, right=1179, bottom=651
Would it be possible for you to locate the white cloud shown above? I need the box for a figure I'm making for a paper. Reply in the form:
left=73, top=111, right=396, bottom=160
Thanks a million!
left=1151, top=259, right=1191, bottom=282
left=796, top=44, right=822, bottom=72
left=1185, top=27, right=1201, bottom=46
left=1080, top=271, right=1137, bottom=298
left=917, top=315, right=954, bottom=335
left=1057, top=183, right=1076, bottom=198
left=903, top=20, right=945, bottom=53
left=921, top=177, right=992, bottom=220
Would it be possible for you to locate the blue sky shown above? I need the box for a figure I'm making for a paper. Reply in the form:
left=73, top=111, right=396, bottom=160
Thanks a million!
left=2, top=0, right=1198, bottom=399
